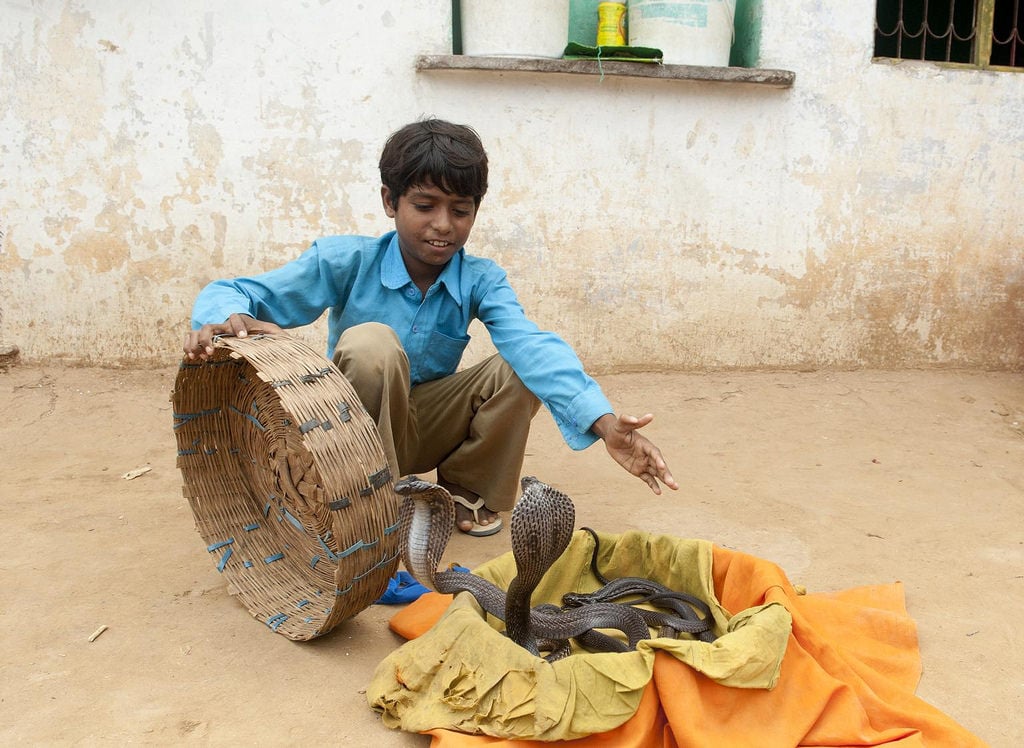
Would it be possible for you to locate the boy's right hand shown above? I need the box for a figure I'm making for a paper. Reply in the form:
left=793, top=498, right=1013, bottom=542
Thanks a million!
left=183, top=314, right=284, bottom=360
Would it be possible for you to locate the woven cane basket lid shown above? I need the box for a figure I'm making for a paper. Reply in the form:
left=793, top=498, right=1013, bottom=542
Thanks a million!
left=172, top=334, right=399, bottom=641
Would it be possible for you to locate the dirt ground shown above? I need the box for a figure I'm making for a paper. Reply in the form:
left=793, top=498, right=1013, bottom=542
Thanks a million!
left=1, top=364, right=1021, bottom=746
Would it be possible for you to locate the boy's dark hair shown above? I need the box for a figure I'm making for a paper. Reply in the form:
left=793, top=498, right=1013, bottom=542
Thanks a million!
left=379, top=118, right=488, bottom=208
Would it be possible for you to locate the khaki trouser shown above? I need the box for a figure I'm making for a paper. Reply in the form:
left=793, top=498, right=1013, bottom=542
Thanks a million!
left=332, top=322, right=541, bottom=511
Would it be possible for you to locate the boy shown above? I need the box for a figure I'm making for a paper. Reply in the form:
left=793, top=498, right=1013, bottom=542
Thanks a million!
left=184, top=118, right=676, bottom=536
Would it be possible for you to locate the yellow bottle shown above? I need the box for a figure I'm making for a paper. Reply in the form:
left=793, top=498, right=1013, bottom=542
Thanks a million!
left=597, top=2, right=627, bottom=46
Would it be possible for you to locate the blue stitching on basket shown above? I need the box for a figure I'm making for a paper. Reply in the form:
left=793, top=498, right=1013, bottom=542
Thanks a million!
left=315, top=535, right=389, bottom=561
left=281, top=509, right=303, bottom=531
left=243, top=522, right=259, bottom=532
left=179, top=439, right=215, bottom=456
left=316, top=535, right=339, bottom=561
left=178, top=437, right=202, bottom=456
left=296, top=599, right=310, bottom=609
left=244, top=560, right=253, bottom=568
left=264, top=553, right=284, bottom=564
left=353, top=549, right=400, bottom=581
left=383, top=520, right=401, bottom=535
left=336, top=540, right=364, bottom=558
left=217, top=548, right=233, bottom=572
left=336, top=584, right=352, bottom=596
left=310, top=555, right=321, bottom=568
left=179, top=358, right=238, bottom=370
left=369, top=467, right=392, bottom=489
left=228, top=405, right=266, bottom=432
left=266, top=613, right=288, bottom=631
left=173, top=408, right=221, bottom=430
left=263, top=502, right=272, bottom=517
left=207, top=539, right=234, bottom=552
left=298, top=367, right=333, bottom=383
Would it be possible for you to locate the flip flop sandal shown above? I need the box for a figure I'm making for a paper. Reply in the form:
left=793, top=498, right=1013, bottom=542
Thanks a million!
left=451, top=494, right=503, bottom=537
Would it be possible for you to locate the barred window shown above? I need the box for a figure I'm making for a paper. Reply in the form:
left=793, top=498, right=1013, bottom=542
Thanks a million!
left=874, top=0, right=1024, bottom=69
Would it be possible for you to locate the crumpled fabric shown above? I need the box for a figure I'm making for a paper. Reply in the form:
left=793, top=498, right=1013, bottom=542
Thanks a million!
left=366, top=529, right=791, bottom=741
left=368, top=529, right=985, bottom=747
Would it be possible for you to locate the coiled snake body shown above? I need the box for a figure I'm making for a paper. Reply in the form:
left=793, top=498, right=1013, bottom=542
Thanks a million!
left=563, top=527, right=717, bottom=644
left=396, top=475, right=714, bottom=659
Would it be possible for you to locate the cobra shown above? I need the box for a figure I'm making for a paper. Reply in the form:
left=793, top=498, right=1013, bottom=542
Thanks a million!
left=395, top=475, right=651, bottom=659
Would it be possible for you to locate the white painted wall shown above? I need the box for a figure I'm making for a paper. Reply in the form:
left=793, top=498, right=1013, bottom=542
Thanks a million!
left=2, top=1, right=1021, bottom=369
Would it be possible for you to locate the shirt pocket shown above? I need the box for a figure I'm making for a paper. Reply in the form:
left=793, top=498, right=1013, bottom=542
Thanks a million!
left=417, top=329, right=471, bottom=382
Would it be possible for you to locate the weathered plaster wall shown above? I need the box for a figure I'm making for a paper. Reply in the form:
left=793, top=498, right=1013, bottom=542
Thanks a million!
left=1, top=0, right=1021, bottom=369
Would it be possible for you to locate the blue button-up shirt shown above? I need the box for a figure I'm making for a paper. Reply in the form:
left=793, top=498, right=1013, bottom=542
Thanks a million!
left=191, top=232, right=613, bottom=449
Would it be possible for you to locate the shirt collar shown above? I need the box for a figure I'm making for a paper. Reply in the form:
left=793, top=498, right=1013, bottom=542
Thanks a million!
left=381, top=232, right=464, bottom=306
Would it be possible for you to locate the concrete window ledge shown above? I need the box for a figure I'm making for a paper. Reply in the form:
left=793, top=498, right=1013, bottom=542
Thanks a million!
left=415, top=54, right=796, bottom=88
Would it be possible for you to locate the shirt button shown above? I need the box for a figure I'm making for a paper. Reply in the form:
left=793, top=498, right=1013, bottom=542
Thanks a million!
left=406, top=289, right=417, bottom=298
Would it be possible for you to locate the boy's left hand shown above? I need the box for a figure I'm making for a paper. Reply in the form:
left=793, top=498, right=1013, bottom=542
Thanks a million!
left=592, top=413, right=679, bottom=495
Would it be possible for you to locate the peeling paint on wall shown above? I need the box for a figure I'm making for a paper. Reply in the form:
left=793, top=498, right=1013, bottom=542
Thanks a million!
left=0, top=0, right=1021, bottom=369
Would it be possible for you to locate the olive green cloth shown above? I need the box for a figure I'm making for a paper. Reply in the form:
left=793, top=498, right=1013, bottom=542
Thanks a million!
left=561, top=42, right=663, bottom=62
left=367, top=529, right=791, bottom=741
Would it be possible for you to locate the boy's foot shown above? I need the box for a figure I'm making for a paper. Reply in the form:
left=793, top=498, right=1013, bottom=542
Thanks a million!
left=438, top=476, right=502, bottom=536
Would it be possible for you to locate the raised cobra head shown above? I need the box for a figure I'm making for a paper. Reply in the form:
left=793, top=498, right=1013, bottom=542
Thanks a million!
left=394, top=475, right=455, bottom=592
left=504, top=476, right=576, bottom=654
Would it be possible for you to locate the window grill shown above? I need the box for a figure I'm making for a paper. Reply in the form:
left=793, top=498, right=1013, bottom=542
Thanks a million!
left=874, top=0, right=1024, bottom=68
left=991, top=0, right=1024, bottom=65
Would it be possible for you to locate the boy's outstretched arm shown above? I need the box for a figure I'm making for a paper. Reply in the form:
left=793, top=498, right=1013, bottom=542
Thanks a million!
left=183, top=313, right=285, bottom=361
left=590, top=413, right=679, bottom=495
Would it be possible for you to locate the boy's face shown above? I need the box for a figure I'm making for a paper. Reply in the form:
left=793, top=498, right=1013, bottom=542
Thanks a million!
left=382, top=182, right=477, bottom=280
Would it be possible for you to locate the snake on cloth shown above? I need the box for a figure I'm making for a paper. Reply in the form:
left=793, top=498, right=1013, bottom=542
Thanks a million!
left=563, top=527, right=717, bottom=643
left=395, top=475, right=651, bottom=659
left=395, top=475, right=716, bottom=655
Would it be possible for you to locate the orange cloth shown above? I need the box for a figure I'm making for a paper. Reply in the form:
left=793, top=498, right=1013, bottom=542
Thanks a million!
left=386, top=545, right=983, bottom=748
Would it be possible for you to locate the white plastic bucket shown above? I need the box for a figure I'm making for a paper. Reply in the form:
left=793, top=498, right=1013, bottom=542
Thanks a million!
left=628, top=0, right=736, bottom=66
left=460, top=0, right=571, bottom=58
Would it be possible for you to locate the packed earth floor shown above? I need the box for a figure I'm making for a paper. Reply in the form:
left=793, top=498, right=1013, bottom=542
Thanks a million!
left=1, top=365, right=1021, bottom=746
